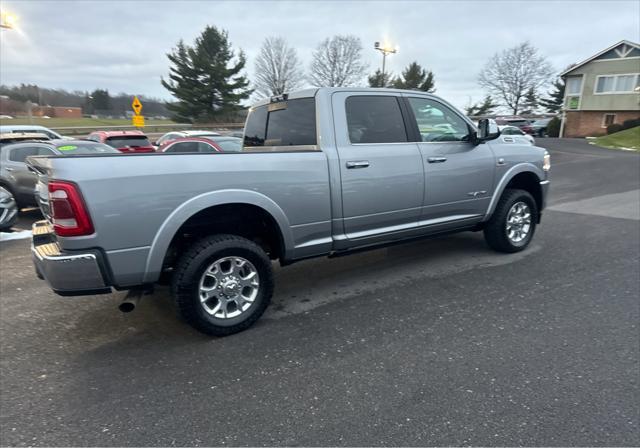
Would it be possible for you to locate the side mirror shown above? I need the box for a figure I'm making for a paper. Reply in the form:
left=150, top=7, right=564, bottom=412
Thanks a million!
left=477, top=118, right=501, bottom=143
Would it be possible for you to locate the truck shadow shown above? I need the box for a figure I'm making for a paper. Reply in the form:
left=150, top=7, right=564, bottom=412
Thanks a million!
left=70, top=230, right=534, bottom=358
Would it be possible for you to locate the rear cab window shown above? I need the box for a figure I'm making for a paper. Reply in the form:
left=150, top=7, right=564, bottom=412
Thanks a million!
left=244, top=97, right=317, bottom=149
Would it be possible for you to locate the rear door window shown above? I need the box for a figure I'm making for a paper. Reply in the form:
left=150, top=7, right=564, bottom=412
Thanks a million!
left=345, top=96, right=408, bottom=144
left=244, top=98, right=316, bottom=148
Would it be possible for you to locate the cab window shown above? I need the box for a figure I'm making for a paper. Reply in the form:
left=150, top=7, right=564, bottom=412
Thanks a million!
left=407, top=97, right=470, bottom=142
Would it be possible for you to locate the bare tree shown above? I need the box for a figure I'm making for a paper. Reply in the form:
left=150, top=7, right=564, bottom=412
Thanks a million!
left=478, top=42, right=553, bottom=115
left=253, top=37, right=304, bottom=97
left=309, top=35, right=367, bottom=87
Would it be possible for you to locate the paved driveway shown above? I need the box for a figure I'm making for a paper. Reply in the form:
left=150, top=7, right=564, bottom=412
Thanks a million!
left=1, top=138, right=638, bottom=446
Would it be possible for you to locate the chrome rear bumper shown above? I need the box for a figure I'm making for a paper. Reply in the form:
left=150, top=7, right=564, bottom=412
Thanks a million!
left=31, top=220, right=111, bottom=296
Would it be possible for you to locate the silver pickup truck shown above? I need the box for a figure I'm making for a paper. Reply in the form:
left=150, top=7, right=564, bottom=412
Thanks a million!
left=28, top=88, right=550, bottom=336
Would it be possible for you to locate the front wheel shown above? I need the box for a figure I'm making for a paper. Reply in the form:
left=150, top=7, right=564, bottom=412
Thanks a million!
left=172, top=234, right=274, bottom=336
left=484, top=189, right=538, bottom=253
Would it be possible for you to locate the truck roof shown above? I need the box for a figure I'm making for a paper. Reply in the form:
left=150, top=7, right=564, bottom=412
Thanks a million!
left=250, top=87, right=440, bottom=108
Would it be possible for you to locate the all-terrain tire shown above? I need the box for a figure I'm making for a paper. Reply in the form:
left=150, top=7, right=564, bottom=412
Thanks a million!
left=484, top=188, right=538, bottom=253
left=171, top=234, right=274, bottom=336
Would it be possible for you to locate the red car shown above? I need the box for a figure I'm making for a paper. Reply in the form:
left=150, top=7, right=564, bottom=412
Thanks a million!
left=158, top=137, right=223, bottom=153
left=86, top=130, right=155, bottom=153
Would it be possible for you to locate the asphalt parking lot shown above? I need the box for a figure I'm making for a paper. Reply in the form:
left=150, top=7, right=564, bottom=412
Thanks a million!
left=1, top=138, right=639, bottom=446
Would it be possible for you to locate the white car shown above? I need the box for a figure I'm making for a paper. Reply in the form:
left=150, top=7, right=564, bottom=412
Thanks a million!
left=498, top=125, right=535, bottom=145
left=155, top=130, right=221, bottom=147
left=0, top=124, right=67, bottom=140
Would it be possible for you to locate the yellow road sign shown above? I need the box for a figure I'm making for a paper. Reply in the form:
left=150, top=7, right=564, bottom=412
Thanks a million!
left=131, top=96, right=143, bottom=115
left=132, top=115, right=145, bottom=127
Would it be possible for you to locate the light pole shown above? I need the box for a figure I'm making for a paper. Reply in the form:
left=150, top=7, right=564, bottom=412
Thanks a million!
left=0, top=11, right=18, bottom=29
left=374, top=41, right=397, bottom=81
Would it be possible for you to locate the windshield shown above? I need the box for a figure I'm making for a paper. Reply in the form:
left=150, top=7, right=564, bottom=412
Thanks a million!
left=533, top=119, right=552, bottom=126
left=105, top=136, right=151, bottom=148
left=500, top=127, right=523, bottom=135
left=55, top=142, right=120, bottom=155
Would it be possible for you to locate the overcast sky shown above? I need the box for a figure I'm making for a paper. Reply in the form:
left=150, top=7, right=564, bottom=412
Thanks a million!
left=1, top=0, right=638, bottom=110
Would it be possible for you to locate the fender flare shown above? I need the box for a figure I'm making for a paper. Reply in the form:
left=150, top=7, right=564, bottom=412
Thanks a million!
left=142, top=189, right=294, bottom=283
left=483, top=163, right=545, bottom=221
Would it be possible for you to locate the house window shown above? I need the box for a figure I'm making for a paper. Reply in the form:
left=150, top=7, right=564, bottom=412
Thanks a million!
left=615, top=75, right=636, bottom=92
left=566, top=77, right=582, bottom=95
left=602, top=114, right=616, bottom=127
left=595, top=74, right=640, bottom=93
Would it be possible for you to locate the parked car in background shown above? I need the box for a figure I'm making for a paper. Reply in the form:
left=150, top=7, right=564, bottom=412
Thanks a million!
left=531, top=118, right=553, bottom=137
left=498, top=125, right=535, bottom=145
left=0, top=186, right=18, bottom=231
left=159, top=137, right=223, bottom=153
left=159, top=136, right=243, bottom=153
left=495, top=117, right=534, bottom=134
left=228, top=130, right=244, bottom=138
left=0, top=139, right=118, bottom=208
left=155, top=130, right=221, bottom=147
left=203, top=135, right=243, bottom=152
left=86, top=130, right=155, bottom=153
left=0, top=125, right=66, bottom=140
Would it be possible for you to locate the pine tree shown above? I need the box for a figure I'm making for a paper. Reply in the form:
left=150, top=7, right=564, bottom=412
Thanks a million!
left=161, top=26, right=251, bottom=122
left=520, top=87, right=538, bottom=114
left=367, top=69, right=393, bottom=87
left=465, top=95, right=498, bottom=116
left=539, top=78, right=565, bottom=113
left=393, top=62, right=435, bottom=92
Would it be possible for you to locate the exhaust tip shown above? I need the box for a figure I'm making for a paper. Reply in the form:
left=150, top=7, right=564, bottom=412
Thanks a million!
left=118, top=301, right=136, bottom=313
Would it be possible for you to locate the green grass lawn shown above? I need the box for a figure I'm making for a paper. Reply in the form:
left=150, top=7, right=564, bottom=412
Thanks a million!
left=592, top=126, right=640, bottom=151
left=1, top=117, right=176, bottom=128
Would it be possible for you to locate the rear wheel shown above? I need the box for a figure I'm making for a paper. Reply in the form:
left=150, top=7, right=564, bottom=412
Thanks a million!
left=484, top=189, right=537, bottom=253
left=172, top=234, right=274, bottom=336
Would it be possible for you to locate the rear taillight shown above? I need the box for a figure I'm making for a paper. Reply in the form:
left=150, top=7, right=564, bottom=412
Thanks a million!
left=48, top=180, right=94, bottom=237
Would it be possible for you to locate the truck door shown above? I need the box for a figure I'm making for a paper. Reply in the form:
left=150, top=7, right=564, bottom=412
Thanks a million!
left=403, top=96, right=496, bottom=227
left=332, top=92, right=424, bottom=242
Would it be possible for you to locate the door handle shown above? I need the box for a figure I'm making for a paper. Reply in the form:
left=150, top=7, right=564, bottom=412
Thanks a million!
left=427, top=157, right=447, bottom=163
left=5, top=167, right=14, bottom=171
left=346, top=160, right=370, bottom=169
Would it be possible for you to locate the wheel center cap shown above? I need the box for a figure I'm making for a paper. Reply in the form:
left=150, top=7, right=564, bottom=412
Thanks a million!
left=221, top=278, right=240, bottom=296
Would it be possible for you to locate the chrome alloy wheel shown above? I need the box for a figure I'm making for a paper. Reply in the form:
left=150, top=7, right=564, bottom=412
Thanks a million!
left=0, top=187, right=17, bottom=230
left=506, top=201, right=532, bottom=243
left=198, top=256, right=260, bottom=319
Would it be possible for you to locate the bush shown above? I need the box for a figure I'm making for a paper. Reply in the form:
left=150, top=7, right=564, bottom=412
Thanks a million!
left=546, top=117, right=561, bottom=137
left=607, top=123, right=624, bottom=134
left=622, top=118, right=640, bottom=130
